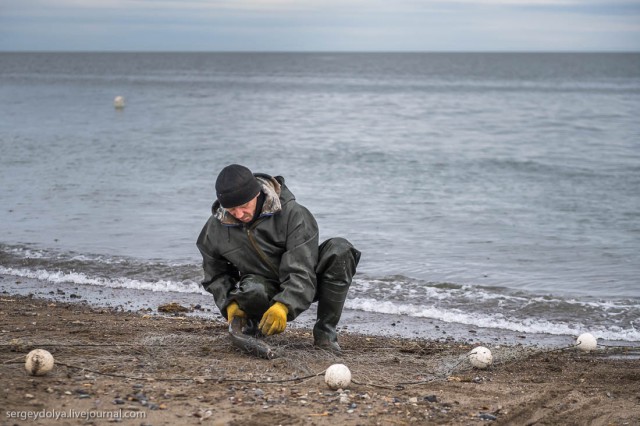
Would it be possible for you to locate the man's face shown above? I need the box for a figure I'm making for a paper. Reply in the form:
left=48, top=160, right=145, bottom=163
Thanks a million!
left=226, top=195, right=258, bottom=223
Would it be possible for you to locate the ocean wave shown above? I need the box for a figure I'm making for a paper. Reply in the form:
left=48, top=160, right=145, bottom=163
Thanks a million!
left=2, top=244, right=192, bottom=267
left=0, top=266, right=207, bottom=295
left=2, top=254, right=637, bottom=342
left=352, top=276, right=637, bottom=311
left=345, top=297, right=640, bottom=342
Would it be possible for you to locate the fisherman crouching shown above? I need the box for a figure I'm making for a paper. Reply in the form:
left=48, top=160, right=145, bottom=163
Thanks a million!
left=196, top=164, right=360, bottom=353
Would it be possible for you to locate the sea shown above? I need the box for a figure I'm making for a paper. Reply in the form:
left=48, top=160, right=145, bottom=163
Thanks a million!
left=1, top=52, right=639, bottom=344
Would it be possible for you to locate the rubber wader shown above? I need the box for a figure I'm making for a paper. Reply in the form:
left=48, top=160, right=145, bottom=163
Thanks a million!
left=227, top=237, right=360, bottom=352
left=313, top=238, right=361, bottom=352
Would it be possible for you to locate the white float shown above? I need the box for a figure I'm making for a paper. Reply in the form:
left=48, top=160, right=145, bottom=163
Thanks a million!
left=469, top=346, right=493, bottom=369
left=325, top=363, right=351, bottom=390
left=25, top=349, right=55, bottom=376
left=576, top=333, right=597, bottom=352
left=114, top=96, right=125, bottom=109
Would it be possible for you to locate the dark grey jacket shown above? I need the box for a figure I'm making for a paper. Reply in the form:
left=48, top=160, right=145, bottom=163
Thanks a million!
left=196, top=174, right=319, bottom=321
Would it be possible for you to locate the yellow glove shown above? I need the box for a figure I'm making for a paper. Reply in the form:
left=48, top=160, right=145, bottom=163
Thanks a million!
left=226, top=301, right=246, bottom=324
left=258, top=302, right=288, bottom=336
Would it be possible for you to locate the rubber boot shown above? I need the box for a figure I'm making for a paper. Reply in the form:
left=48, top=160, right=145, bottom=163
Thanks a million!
left=313, top=238, right=360, bottom=353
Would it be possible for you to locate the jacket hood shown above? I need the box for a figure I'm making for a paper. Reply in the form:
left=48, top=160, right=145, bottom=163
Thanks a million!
left=212, top=174, right=291, bottom=225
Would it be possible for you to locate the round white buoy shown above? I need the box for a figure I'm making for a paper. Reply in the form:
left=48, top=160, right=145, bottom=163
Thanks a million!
left=576, top=333, right=597, bottom=352
left=324, top=363, right=351, bottom=390
left=114, top=96, right=125, bottom=109
left=25, top=349, right=55, bottom=376
left=469, top=346, right=493, bottom=369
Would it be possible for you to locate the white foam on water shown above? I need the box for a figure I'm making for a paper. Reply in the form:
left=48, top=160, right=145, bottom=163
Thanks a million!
left=0, top=266, right=208, bottom=295
left=352, top=277, right=637, bottom=311
left=346, top=297, right=640, bottom=342
left=354, top=277, right=533, bottom=305
left=5, top=246, right=47, bottom=259
left=353, top=278, right=472, bottom=302
left=3, top=265, right=638, bottom=342
left=3, top=244, right=195, bottom=267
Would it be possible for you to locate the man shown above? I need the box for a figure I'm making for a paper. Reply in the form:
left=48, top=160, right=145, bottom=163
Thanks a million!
left=196, top=164, right=360, bottom=352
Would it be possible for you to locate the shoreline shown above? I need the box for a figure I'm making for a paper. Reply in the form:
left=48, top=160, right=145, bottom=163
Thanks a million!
left=2, top=274, right=631, bottom=349
left=2, top=294, right=640, bottom=425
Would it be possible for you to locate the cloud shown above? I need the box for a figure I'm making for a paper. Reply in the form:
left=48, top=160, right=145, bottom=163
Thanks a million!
left=1, top=0, right=639, bottom=51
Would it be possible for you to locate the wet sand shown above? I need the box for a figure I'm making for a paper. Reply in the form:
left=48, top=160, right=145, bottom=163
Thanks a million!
left=2, top=287, right=639, bottom=425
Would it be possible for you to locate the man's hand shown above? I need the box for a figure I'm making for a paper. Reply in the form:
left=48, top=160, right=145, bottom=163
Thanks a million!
left=226, top=301, right=246, bottom=324
left=259, top=302, right=288, bottom=336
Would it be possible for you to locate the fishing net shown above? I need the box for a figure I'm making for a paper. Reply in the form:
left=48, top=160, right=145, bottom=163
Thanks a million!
left=2, top=315, right=637, bottom=389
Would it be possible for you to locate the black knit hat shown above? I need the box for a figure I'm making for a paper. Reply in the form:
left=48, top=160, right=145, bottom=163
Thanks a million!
left=215, top=164, right=261, bottom=208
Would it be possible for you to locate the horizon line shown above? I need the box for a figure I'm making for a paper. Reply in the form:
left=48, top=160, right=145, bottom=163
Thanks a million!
left=1, top=49, right=639, bottom=54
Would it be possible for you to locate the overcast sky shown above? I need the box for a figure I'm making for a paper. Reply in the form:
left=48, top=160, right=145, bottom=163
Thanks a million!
left=1, top=0, right=639, bottom=51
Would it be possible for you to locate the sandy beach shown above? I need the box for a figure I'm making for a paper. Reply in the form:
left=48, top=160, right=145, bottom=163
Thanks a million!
left=2, top=288, right=639, bottom=425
